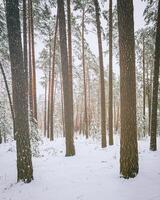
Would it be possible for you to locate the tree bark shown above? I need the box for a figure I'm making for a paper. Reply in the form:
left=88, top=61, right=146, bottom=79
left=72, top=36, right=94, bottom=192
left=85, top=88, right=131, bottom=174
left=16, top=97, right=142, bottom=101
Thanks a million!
left=142, top=36, right=146, bottom=137
left=109, top=0, right=113, bottom=145
left=150, top=0, right=160, bottom=151
left=93, top=0, right=107, bottom=148
left=57, top=0, right=75, bottom=156
left=47, top=36, right=52, bottom=139
left=81, top=9, right=89, bottom=139
left=28, top=0, right=37, bottom=120
left=67, top=0, right=74, bottom=132
left=117, top=0, right=138, bottom=178
left=50, top=16, right=58, bottom=141
left=44, top=74, right=47, bottom=137
left=6, top=0, right=33, bottom=182
left=28, top=0, right=33, bottom=116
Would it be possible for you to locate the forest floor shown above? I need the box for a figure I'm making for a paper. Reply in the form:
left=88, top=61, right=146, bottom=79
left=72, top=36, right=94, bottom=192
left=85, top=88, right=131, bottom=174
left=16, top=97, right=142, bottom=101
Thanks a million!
left=0, top=135, right=160, bottom=200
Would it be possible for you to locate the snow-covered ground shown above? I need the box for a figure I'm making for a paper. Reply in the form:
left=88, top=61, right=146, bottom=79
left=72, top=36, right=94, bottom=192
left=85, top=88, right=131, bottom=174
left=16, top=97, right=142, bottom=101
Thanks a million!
left=0, top=135, right=160, bottom=200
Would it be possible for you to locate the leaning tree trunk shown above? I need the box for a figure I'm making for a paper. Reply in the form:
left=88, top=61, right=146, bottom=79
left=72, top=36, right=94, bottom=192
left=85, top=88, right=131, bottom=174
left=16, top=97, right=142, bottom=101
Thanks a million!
left=117, top=0, right=138, bottom=178
left=57, top=0, right=75, bottom=156
left=0, top=62, right=16, bottom=139
left=93, top=0, right=107, bottom=148
left=150, top=0, right=160, bottom=151
left=6, top=0, right=33, bottom=182
left=108, top=0, right=113, bottom=145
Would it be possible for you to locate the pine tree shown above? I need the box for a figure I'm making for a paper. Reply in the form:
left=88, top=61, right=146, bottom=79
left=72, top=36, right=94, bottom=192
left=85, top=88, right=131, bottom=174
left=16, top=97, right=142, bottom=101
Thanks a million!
left=117, top=0, right=139, bottom=178
left=6, top=0, right=33, bottom=182
left=109, top=0, right=113, bottom=145
left=57, top=0, right=75, bottom=156
left=28, top=0, right=37, bottom=120
left=50, top=15, right=58, bottom=141
left=93, top=0, right=107, bottom=148
left=150, top=0, right=160, bottom=151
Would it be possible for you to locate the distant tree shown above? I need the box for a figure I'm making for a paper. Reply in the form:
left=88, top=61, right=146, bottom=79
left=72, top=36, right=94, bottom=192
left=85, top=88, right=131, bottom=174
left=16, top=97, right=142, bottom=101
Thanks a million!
left=50, top=15, right=58, bottom=141
left=117, top=0, right=139, bottom=178
left=135, top=27, right=155, bottom=137
left=73, top=0, right=94, bottom=138
left=6, top=0, right=33, bottom=182
left=93, top=0, right=107, bottom=148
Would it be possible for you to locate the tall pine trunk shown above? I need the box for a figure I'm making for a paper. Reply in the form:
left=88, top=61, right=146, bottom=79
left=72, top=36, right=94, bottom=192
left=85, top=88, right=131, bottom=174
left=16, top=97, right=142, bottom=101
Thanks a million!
left=150, top=0, right=160, bottom=151
left=93, top=0, right=107, bottom=148
left=57, top=0, right=75, bottom=156
left=67, top=0, right=74, bottom=132
left=109, top=0, right=113, bottom=145
left=47, top=37, right=52, bottom=139
left=82, top=9, right=89, bottom=139
left=117, top=0, right=138, bottom=178
left=28, top=0, right=37, bottom=120
left=44, top=75, right=47, bottom=137
left=142, top=36, right=146, bottom=137
left=50, top=16, right=58, bottom=141
left=6, top=0, right=33, bottom=182
left=28, top=0, right=33, bottom=115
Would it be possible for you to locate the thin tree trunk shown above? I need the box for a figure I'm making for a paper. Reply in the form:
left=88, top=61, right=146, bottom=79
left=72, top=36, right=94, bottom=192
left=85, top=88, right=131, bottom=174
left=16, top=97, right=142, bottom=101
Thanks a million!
left=28, top=0, right=37, bottom=120
left=115, top=104, right=119, bottom=132
left=28, top=0, right=33, bottom=115
left=117, top=0, right=138, bottom=178
left=82, top=9, right=89, bottom=139
left=142, top=36, right=146, bottom=137
left=47, top=36, right=52, bottom=139
left=60, top=71, right=65, bottom=137
left=44, top=75, right=47, bottom=137
left=93, top=0, right=107, bottom=147
left=150, top=0, right=160, bottom=151
left=147, top=63, right=152, bottom=136
left=50, top=16, right=58, bottom=141
left=109, top=0, right=113, bottom=145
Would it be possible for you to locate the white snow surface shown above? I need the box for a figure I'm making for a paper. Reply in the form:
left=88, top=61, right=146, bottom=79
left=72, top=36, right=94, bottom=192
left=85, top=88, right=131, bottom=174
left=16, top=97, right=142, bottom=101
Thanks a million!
left=0, top=135, right=160, bottom=200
